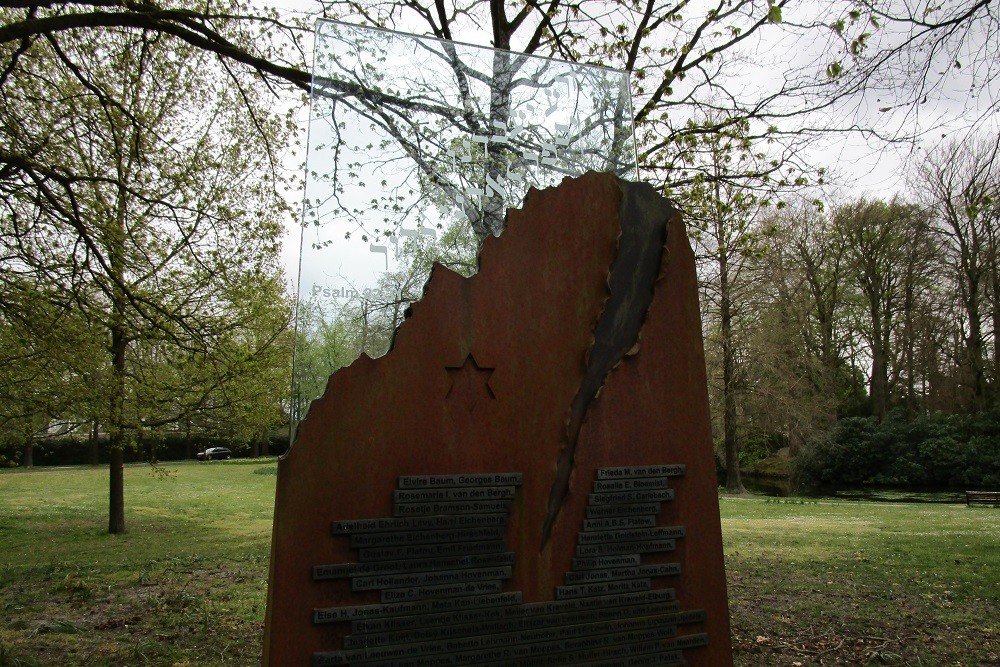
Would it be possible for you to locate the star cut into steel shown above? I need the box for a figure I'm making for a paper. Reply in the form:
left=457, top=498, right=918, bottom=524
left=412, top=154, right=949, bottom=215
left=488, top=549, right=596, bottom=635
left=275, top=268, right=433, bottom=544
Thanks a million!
left=445, top=354, right=496, bottom=412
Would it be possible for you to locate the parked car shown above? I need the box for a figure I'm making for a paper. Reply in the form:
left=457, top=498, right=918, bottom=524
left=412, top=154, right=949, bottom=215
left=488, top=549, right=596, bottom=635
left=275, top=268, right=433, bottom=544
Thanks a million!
left=196, top=447, right=232, bottom=461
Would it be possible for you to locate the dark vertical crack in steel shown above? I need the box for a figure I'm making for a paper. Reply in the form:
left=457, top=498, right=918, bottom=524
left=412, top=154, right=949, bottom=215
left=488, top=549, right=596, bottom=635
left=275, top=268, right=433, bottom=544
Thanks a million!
left=541, top=180, right=674, bottom=548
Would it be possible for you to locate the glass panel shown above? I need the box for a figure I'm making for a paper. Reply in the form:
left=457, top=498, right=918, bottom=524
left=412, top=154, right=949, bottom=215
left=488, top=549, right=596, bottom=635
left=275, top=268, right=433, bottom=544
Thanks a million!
left=292, top=20, right=636, bottom=425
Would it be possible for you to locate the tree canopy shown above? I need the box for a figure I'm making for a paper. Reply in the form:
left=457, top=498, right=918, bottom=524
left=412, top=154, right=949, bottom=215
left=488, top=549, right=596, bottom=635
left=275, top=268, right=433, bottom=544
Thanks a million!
left=3, top=0, right=999, bottom=524
left=1, top=3, right=296, bottom=532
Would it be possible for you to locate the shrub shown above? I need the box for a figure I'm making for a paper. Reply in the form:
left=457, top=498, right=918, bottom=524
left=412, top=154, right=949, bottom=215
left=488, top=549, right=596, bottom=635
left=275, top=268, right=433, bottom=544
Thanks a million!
left=0, top=431, right=289, bottom=467
left=794, top=411, right=1000, bottom=488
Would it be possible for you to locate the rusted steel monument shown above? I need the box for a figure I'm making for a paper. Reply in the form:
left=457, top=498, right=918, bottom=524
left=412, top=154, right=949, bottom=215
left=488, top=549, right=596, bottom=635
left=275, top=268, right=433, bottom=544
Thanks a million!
left=265, top=21, right=732, bottom=667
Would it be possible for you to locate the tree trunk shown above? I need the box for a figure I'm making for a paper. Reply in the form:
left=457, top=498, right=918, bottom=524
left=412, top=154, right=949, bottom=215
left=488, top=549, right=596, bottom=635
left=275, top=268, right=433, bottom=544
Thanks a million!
left=21, top=441, right=33, bottom=467
left=478, top=49, right=514, bottom=239
left=869, top=303, right=888, bottom=421
left=719, top=235, right=744, bottom=493
left=903, top=284, right=917, bottom=415
left=722, top=326, right=744, bottom=492
left=251, top=438, right=261, bottom=458
left=901, top=234, right=921, bottom=416
left=991, top=262, right=1000, bottom=402
left=89, top=420, right=100, bottom=465
left=108, top=448, right=125, bottom=534
left=966, top=281, right=987, bottom=409
left=107, top=167, right=130, bottom=534
left=359, top=302, right=369, bottom=354
left=107, top=320, right=128, bottom=534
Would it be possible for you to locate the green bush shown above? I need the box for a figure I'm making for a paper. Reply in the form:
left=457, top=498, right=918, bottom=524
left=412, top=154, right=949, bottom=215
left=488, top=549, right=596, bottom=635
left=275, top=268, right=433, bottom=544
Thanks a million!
left=738, top=432, right=786, bottom=468
left=794, top=411, right=1000, bottom=488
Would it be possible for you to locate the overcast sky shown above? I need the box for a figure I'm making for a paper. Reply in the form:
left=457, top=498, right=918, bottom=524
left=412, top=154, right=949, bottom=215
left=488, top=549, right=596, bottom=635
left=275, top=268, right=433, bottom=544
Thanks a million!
left=271, top=1, right=999, bottom=292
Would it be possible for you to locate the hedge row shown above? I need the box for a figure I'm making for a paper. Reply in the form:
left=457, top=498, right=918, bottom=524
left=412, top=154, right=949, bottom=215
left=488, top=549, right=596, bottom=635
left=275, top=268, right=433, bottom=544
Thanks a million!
left=795, top=411, right=1000, bottom=488
left=1, top=432, right=290, bottom=467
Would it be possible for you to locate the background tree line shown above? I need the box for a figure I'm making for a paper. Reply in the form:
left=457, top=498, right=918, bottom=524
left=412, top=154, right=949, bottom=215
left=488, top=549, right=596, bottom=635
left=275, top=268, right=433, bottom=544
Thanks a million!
left=2, top=0, right=997, bottom=535
left=293, top=123, right=1000, bottom=493
left=689, top=132, right=1000, bottom=492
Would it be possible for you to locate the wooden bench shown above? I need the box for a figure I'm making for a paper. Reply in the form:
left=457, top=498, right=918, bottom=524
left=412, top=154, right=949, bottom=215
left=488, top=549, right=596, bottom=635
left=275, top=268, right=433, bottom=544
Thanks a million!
left=966, top=491, right=1000, bottom=506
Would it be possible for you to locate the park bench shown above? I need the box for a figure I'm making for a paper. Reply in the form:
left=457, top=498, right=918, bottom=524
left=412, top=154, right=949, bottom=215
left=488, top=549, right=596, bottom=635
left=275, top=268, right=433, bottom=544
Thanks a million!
left=966, top=491, right=1000, bottom=506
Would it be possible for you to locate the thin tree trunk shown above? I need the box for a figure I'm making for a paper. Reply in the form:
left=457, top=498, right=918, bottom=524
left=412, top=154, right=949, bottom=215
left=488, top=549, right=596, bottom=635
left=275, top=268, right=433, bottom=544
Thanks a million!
left=718, top=230, right=744, bottom=493
left=869, top=303, right=888, bottom=421
left=109, top=447, right=125, bottom=534
left=903, top=286, right=917, bottom=414
left=902, top=233, right=920, bottom=415
left=89, top=420, right=100, bottom=465
left=107, top=313, right=128, bottom=534
left=22, top=441, right=33, bottom=467
left=966, top=285, right=986, bottom=409
left=722, top=313, right=743, bottom=492
left=360, top=303, right=369, bottom=355
left=991, top=263, right=1000, bottom=402
left=107, top=107, right=132, bottom=534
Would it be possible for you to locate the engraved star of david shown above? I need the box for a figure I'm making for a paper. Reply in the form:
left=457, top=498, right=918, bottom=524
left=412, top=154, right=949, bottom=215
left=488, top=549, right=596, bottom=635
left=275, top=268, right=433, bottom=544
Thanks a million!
left=445, top=353, right=496, bottom=412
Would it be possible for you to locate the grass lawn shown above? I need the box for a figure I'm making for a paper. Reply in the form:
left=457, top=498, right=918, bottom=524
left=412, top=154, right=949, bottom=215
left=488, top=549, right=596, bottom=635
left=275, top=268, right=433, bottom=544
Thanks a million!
left=722, top=495, right=1000, bottom=665
left=0, top=460, right=278, bottom=666
left=1, top=463, right=997, bottom=666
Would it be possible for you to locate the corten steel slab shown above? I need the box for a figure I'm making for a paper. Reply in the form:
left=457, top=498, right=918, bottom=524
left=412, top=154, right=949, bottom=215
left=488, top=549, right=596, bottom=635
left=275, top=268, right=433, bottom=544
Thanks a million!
left=263, top=172, right=733, bottom=666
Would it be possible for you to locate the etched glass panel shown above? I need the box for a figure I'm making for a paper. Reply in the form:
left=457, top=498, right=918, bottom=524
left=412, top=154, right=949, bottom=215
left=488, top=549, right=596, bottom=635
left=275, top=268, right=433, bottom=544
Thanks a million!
left=293, top=21, right=636, bottom=424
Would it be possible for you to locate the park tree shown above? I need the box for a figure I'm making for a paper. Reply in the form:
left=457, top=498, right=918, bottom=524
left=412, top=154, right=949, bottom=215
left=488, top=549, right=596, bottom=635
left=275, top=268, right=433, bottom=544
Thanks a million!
left=769, top=201, right=866, bottom=413
left=833, top=198, right=923, bottom=420
left=2, top=1, right=996, bottom=241
left=0, top=283, right=104, bottom=466
left=3, top=0, right=997, bottom=504
left=682, top=116, right=802, bottom=493
left=915, top=134, right=1000, bottom=410
left=743, top=203, right=848, bottom=453
left=0, top=10, right=294, bottom=532
left=313, top=0, right=850, bottom=196
left=831, top=0, right=999, bottom=127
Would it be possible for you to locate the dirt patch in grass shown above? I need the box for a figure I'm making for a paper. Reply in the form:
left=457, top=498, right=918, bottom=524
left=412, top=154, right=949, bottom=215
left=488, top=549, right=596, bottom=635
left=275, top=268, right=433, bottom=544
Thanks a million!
left=728, top=556, right=999, bottom=666
left=0, top=559, right=267, bottom=666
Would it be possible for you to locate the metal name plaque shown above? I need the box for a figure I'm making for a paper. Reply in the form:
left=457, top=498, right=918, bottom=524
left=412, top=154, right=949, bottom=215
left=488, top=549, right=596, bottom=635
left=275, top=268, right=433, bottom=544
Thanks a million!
left=585, top=502, right=662, bottom=519
left=291, top=21, right=638, bottom=427
left=310, top=466, right=710, bottom=665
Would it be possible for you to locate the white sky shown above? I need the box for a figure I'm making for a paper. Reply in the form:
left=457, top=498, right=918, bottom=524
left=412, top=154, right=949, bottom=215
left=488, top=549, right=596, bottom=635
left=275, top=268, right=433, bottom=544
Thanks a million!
left=268, top=0, right=999, bottom=294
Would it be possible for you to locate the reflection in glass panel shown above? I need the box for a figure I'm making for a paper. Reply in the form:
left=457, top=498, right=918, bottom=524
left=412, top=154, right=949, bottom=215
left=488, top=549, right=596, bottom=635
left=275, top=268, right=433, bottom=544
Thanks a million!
left=293, top=21, right=636, bottom=425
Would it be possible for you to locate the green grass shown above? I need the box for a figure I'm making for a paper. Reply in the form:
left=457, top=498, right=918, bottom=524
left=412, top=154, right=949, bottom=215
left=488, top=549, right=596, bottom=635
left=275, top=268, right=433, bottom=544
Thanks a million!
left=0, top=460, right=277, bottom=666
left=722, top=495, right=1000, bottom=665
left=1, top=465, right=997, bottom=665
